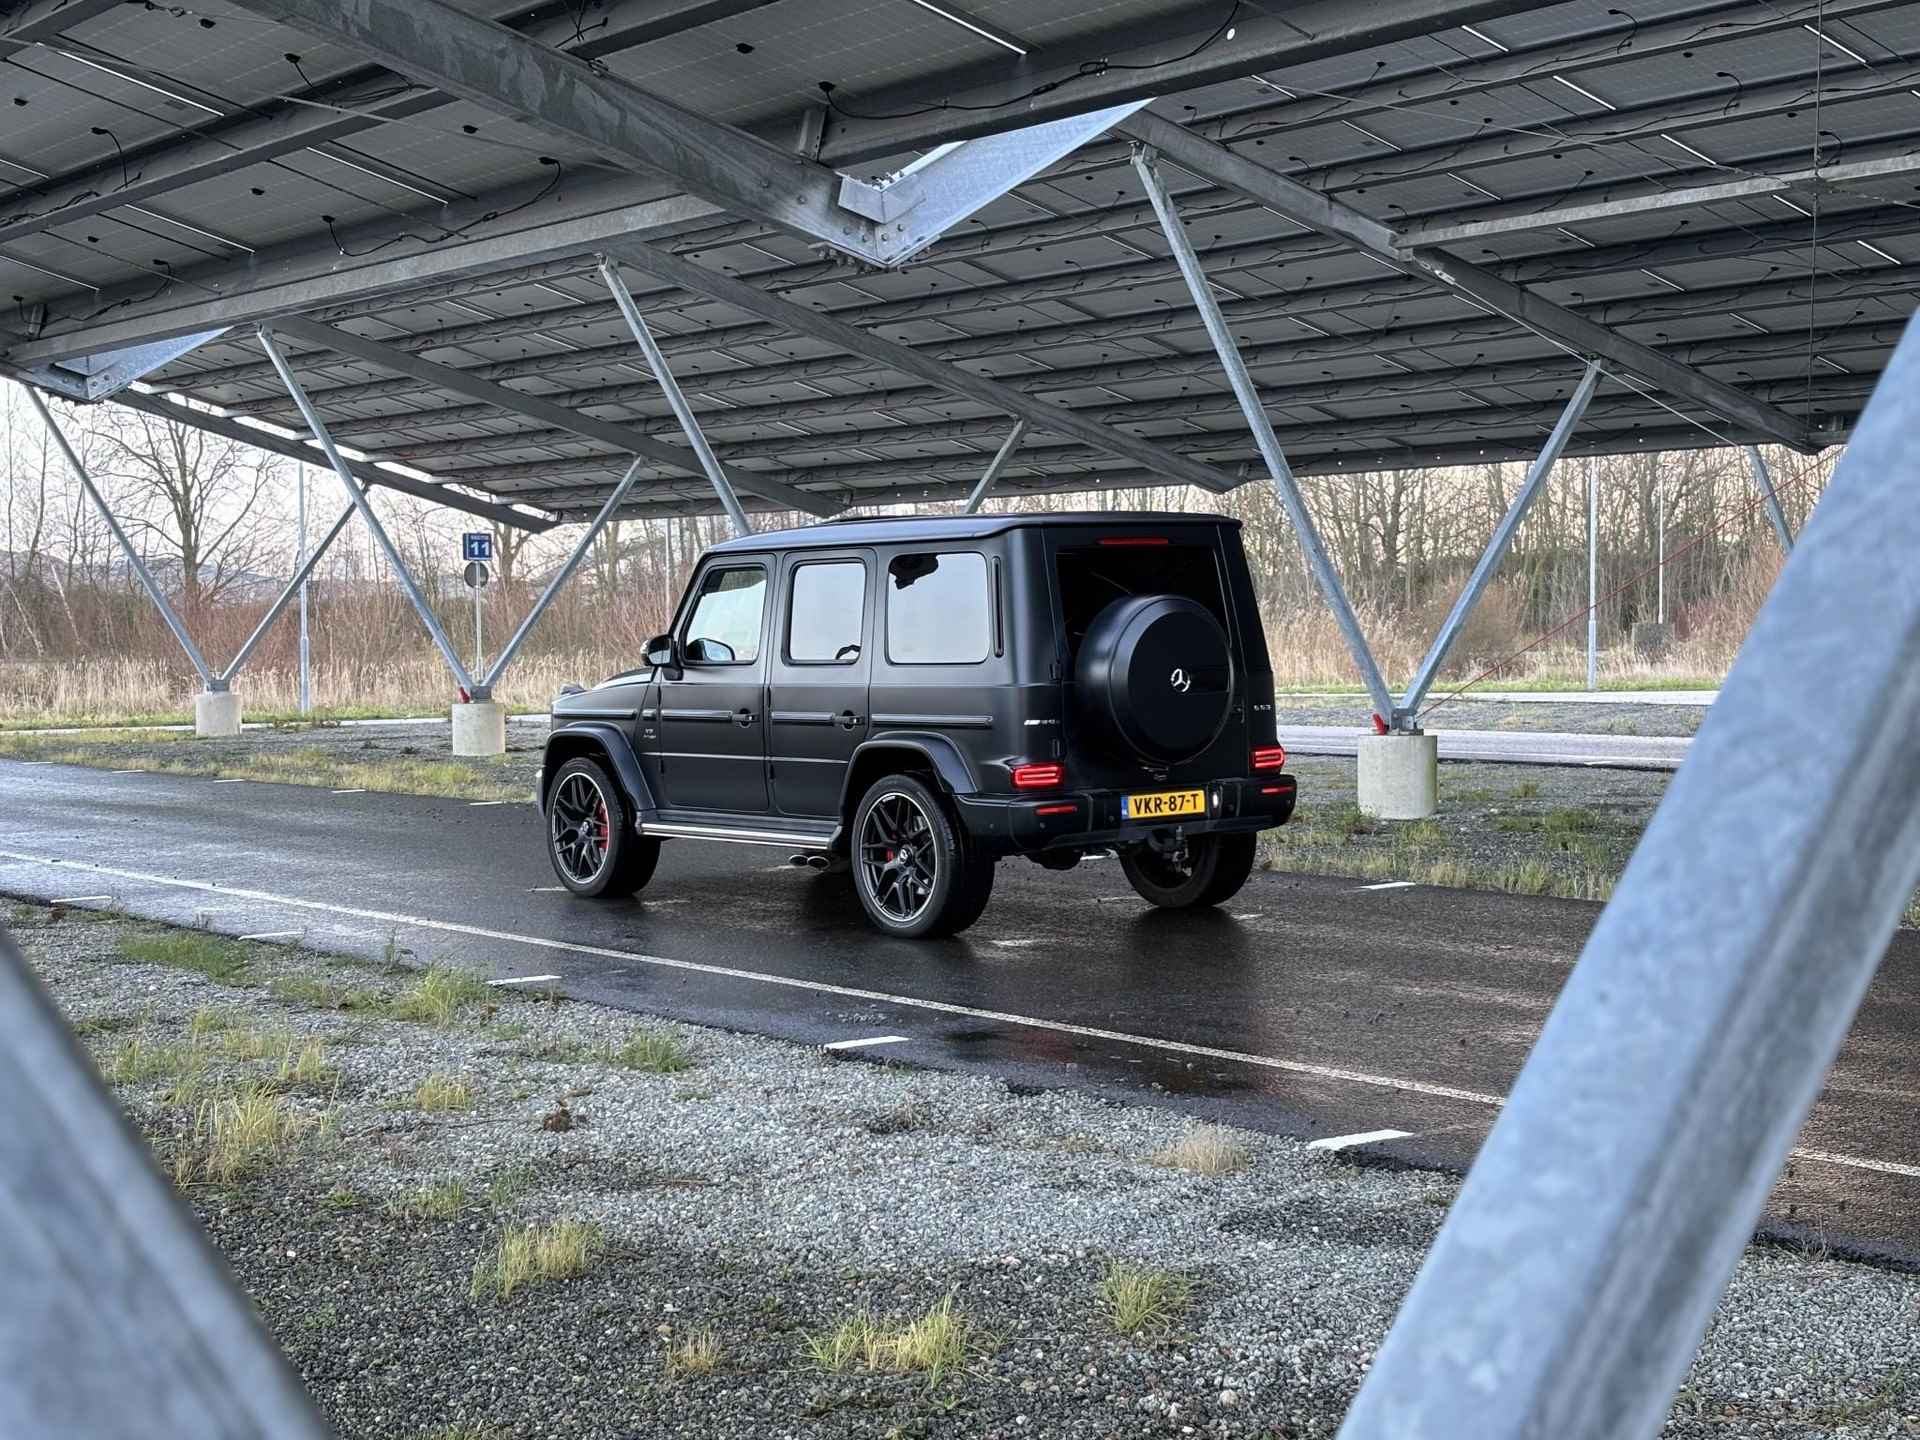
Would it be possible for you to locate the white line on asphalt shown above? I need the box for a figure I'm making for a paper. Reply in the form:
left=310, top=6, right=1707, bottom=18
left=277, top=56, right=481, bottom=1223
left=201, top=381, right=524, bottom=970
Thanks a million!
left=239, top=930, right=303, bottom=942
left=991, top=938, right=1044, bottom=948
left=1308, top=1128, right=1413, bottom=1151
left=825, top=1035, right=911, bottom=1051
left=331, top=788, right=367, bottom=795
left=6, top=843, right=1918, bottom=1183
left=1232, top=912, right=1262, bottom=920
left=529, top=885, right=566, bottom=893
left=1361, top=880, right=1418, bottom=891
left=489, top=973, right=562, bottom=986
left=209, top=778, right=246, bottom=784
left=469, top=800, right=513, bottom=807
left=110, top=769, right=143, bottom=775
left=50, top=894, right=113, bottom=904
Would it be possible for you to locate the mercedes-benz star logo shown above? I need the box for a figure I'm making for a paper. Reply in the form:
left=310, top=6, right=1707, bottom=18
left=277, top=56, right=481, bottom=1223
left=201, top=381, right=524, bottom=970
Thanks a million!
left=1169, top=667, right=1192, bottom=693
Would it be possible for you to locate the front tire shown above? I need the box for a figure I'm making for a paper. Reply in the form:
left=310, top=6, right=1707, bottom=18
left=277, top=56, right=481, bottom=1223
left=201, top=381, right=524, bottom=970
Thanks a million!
left=546, top=756, right=660, bottom=898
left=852, top=774, right=992, bottom=938
left=1119, top=831, right=1257, bottom=910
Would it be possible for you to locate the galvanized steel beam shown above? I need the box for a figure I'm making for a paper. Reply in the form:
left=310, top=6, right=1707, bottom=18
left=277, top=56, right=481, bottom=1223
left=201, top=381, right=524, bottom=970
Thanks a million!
left=1135, top=145, right=1396, bottom=722
left=1398, top=363, right=1603, bottom=723
left=1119, top=109, right=1818, bottom=451
left=1745, top=446, right=1797, bottom=553
left=962, top=423, right=1028, bottom=514
left=218, top=504, right=356, bottom=685
left=1336, top=308, right=1920, bottom=1440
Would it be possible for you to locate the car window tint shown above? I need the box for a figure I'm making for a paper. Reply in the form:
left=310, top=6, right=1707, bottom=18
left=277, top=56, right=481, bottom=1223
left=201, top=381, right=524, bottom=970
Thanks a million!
left=886, top=552, right=989, bottom=664
left=682, top=566, right=765, bottom=664
left=788, top=560, right=866, bottom=663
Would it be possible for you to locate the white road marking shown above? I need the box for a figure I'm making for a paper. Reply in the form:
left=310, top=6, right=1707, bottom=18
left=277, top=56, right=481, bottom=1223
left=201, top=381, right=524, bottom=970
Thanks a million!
left=1361, top=880, right=1418, bottom=891
left=469, top=800, right=513, bottom=807
left=110, top=769, right=143, bottom=775
left=50, top=894, right=113, bottom=904
left=991, top=938, right=1044, bottom=948
left=488, top=973, right=563, bottom=987
left=529, top=885, right=567, bottom=893
left=330, top=788, right=367, bottom=795
left=1308, top=1128, right=1413, bottom=1151
left=239, top=929, right=303, bottom=942
left=1232, top=912, right=1262, bottom=920
left=825, top=1035, right=911, bottom=1051
left=7, top=844, right=1919, bottom=1184
left=209, top=778, right=247, bottom=785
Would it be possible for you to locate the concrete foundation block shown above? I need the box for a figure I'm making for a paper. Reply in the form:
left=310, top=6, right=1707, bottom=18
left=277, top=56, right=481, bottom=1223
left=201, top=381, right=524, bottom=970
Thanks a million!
left=193, top=690, right=242, bottom=738
left=1358, top=731, right=1439, bottom=820
left=451, top=700, right=507, bottom=757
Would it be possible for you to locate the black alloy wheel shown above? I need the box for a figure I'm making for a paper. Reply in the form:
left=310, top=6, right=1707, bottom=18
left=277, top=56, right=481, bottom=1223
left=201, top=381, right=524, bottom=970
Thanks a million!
left=852, top=773, right=992, bottom=938
left=546, top=755, right=660, bottom=898
left=1119, top=831, right=1257, bottom=910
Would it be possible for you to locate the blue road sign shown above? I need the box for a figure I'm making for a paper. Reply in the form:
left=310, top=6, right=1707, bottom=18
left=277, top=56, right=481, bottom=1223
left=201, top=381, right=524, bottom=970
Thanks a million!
left=462, top=531, right=493, bottom=562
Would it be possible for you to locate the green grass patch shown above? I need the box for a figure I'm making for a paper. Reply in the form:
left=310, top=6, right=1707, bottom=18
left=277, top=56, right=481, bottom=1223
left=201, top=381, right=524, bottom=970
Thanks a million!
left=385, top=965, right=493, bottom=1026
left=470, top=1219, right=599, bottom=1302
left=607, top=1027, right=693, bottom=1074
left=387, top=1176, right=471, bottom=1221
left=1098, top=1262, right=1193, bottom=1337
left=118, top=931, right=251, bottom=984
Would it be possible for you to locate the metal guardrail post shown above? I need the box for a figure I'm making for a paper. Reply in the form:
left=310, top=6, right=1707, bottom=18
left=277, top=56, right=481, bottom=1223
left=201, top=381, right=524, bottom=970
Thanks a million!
left=599, top=257, right=754, bottom=539
left=1398, top=363, right=1601, bottom=720
left=1337, top=311, right=1920, bottom=1440
left=481, top=457, right=644, bottom=690
left=1132, top=145, right=1397, bottom=724
left=0, top=925, right=334, bottom=1439
left=1745, top=445, right=1796, bottom=553
left=26, top=386, right=219, bottom=692
left=259, top=327, right=479, bottom=697
left=962, top=422, right=1028, bottom=514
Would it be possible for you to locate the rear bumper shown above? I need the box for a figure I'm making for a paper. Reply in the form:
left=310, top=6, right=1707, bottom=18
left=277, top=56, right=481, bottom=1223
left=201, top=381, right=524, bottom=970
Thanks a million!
left=953, top=774, right=1297, bottom=857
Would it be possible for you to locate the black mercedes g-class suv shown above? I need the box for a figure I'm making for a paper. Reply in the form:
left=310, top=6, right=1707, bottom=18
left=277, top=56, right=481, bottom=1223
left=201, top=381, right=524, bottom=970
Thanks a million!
left=540, top=512, right=1295, bottom=938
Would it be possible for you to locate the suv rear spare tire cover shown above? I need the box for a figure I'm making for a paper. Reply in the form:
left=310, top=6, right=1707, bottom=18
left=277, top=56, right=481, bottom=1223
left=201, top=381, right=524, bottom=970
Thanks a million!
left=1074, top=595, right=1232, bottom=764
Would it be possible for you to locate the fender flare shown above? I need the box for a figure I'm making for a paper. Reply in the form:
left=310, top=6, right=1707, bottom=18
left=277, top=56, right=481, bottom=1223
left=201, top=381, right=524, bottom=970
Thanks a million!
left=543, top=722, right=656, bottom=820
left=839, top=732, right=977, bottom=815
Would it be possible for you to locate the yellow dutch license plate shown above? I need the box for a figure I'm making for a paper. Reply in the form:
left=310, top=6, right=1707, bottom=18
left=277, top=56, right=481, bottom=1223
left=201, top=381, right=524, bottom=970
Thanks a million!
left=1122, top=788, right=1205, bottom=820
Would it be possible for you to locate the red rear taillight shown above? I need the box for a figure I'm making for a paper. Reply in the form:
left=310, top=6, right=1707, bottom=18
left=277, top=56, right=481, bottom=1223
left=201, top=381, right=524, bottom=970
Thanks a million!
left=1034, top=802, right=1078, bottom=816
left=1011, top=762, right=1064, bottom=790
left=1251, top=745, right=1286, bottom=772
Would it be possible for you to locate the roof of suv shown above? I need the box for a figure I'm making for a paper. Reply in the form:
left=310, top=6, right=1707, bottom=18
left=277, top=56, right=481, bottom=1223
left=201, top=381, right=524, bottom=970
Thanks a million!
left=705, top=511, right=1238, bottom=555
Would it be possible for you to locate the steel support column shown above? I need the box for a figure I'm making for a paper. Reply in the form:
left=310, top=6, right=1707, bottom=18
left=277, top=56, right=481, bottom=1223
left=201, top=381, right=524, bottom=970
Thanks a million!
left=1132, top=147, right=1396, bottom=723
left=1398, top=364, right=1602, bottom=722
left=600, top=259, right=753, bottom=538
left=1588, top=460, right=1600, bottom=691
left=1745, top=446, right=1797, bottom=553
left=962, top=423, right=1029, bottom=514
left=1337, top=307, right=1920, bottom=1440
left=216, top=503, right=356, bottom=687
left=481, top=458, right=646, bottom=691
left=25, top=387, right=218, bottom=692
left=259, top=329, right=478, bottom=697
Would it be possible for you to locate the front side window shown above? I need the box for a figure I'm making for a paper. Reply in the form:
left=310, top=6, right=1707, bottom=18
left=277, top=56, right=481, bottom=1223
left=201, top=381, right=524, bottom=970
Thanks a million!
left=681, top=565, right=766, bottom=665
left=886, top=551, right=989, bottom=664
left=787, top=560, right=867, bottom=663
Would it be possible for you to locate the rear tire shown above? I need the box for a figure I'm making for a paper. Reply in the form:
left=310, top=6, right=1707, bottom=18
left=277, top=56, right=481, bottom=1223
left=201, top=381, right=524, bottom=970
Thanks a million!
left=852, top=774, right=991, bottom=938
left=546, top=756, right=660, bottom=898
left=1119, top=831, right=1257, bottom=910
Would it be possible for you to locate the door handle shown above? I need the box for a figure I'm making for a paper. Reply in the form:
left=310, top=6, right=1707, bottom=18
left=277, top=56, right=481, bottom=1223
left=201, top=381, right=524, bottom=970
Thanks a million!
left=735, top=707, right=757, bottom=727
left=838, top=710, right=862, bottom=730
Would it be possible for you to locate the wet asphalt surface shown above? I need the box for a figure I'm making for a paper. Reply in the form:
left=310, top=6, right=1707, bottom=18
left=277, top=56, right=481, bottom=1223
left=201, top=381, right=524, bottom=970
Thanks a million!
left=4, top=757, right=1918, bottom=1265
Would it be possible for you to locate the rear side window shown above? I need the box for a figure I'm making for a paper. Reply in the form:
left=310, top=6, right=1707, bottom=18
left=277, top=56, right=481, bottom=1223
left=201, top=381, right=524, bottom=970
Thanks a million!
left=681, top=565, right=766, bottom=665
left=1055, top=543, right=1227, bottom=661
left=886, top=551, right=990, bottom=664
left=787, top=559, right=866, bottom=663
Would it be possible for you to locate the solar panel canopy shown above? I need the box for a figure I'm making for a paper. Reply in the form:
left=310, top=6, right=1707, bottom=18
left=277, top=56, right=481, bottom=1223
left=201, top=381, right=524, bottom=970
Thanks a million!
left=0, top=0, right=1908, bottom=529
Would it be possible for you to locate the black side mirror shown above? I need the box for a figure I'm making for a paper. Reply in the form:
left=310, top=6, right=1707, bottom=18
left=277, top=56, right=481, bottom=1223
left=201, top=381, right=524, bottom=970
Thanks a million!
left=645, top=632, right=681, bottom=679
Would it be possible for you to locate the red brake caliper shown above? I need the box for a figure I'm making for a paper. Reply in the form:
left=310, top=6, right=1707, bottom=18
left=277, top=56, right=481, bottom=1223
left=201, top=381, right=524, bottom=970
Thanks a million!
left=595, top=800, right=609, bottom=849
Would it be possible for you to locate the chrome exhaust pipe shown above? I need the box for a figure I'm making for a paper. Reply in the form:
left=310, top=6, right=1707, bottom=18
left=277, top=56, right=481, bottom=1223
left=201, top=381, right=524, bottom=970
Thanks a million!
left=787, top=852, right=835, bottom=872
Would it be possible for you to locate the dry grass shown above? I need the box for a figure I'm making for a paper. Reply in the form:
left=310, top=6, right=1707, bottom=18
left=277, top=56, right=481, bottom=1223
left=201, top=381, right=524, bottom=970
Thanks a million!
left=386, top=965, right=493, bottom=1026
left=414, top=1072, right=474, bottom=1113
left=1098, top=1262, right=1193, bottom=1337
left=270, top=974, right=380, bottom=1011
left=470, top=1219, right=599, bottom=1302
left=665, top=1327, right=724, bottom=1378
left=277, top=1038, right=339, bottom=1092
left=388, top=1177, right=470, bottom=1221
left=804, top=1297, right=982, bottom=1382
left=1150, top=1123, right=1249, bottom=1177
left=173, top=1086, right=309, bottom=1185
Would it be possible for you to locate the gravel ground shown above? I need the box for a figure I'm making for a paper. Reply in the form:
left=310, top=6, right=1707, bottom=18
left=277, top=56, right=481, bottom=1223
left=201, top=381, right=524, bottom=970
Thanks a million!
left=13, top=902, right=1920, bottom=1440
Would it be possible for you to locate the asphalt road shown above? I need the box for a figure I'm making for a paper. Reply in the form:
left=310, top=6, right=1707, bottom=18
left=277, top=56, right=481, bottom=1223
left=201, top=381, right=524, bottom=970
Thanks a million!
left=1279, top=724, right=1690, bottom=770
left=4, top=758, right=1914, bottom=1263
